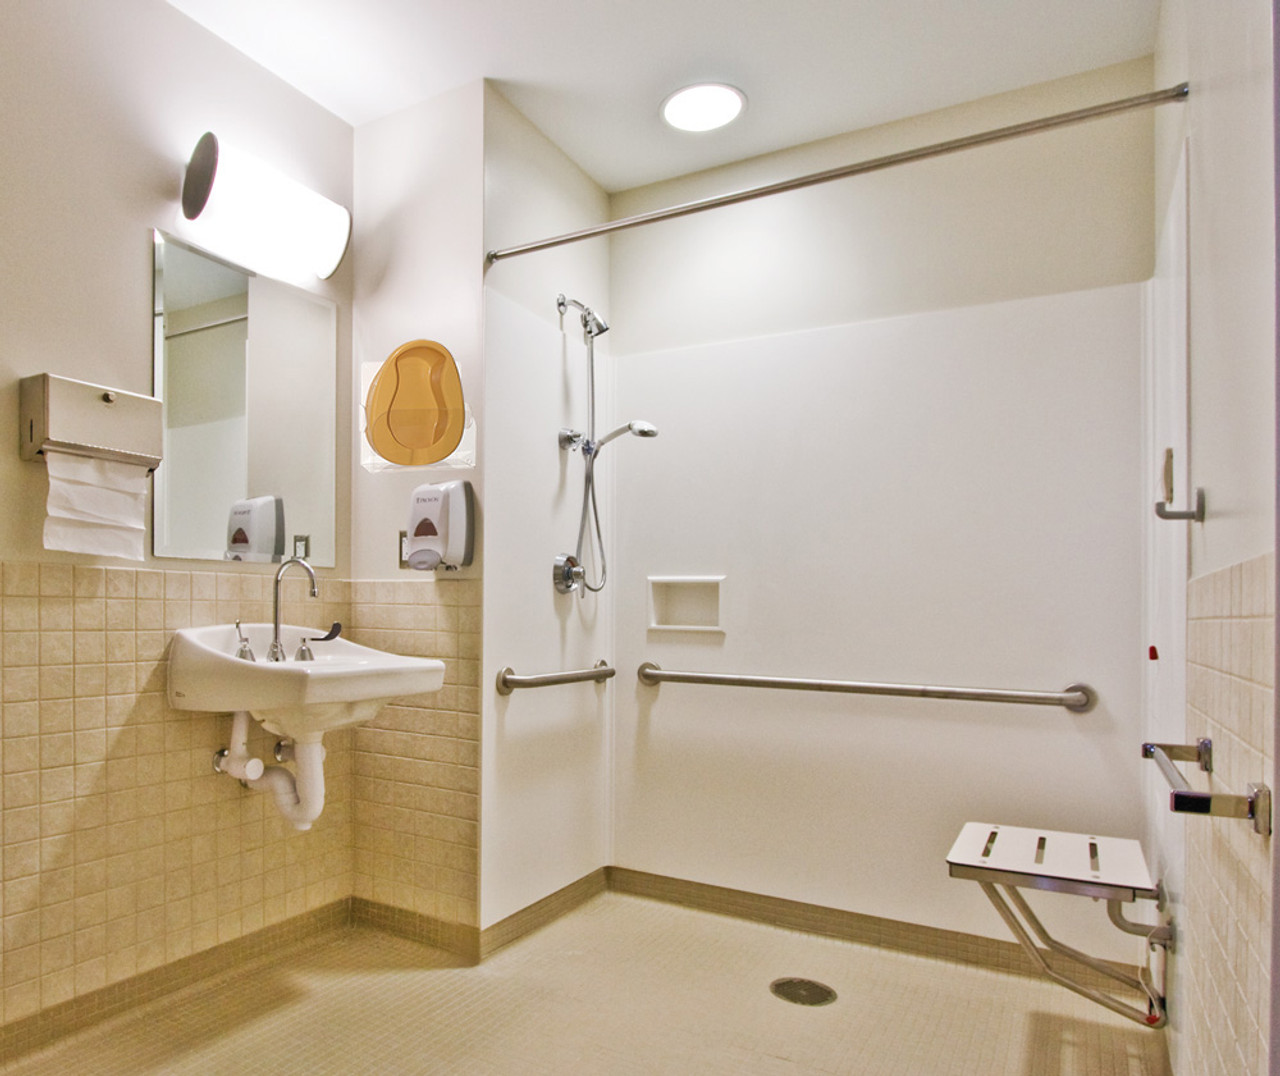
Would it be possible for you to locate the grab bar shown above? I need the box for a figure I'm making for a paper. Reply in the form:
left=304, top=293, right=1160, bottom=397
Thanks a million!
left=637, top=663, right=1096, bottom=712
left=496, top=660, right=615, bottom=696
left=1142, top=739, right=1272, bottom=836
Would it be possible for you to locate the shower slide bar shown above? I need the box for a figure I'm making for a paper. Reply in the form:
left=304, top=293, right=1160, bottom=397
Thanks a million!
left=485, top=82, right=1189, bottom=264
left=637, top=663, right=1096, bottom=712
left=496, top=660, right=615, bottom=696
left=1142, top=739, right=1272, bottom=836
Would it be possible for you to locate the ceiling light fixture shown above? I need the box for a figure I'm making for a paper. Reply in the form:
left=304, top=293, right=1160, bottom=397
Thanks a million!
left=661, top=83, right=746, bottom=132
left=181, top=132, right=352, bottom=283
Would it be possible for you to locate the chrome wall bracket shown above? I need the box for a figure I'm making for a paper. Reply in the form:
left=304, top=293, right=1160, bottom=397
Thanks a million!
left=1142, top=739, right=1271, bottom=837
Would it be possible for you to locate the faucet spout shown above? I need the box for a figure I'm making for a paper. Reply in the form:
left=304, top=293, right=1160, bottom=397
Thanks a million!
left=268, top=557, right=318, bottom=662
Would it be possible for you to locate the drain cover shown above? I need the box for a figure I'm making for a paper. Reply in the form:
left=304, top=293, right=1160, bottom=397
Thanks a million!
left=770, top=978, right=837, bottom=1006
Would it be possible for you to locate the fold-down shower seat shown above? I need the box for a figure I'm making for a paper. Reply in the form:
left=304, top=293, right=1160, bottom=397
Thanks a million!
left=946, top=822, right=1172, bottom=1028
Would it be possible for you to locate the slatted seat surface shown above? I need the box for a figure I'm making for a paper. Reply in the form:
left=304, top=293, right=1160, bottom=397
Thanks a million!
left=946, top=822, right=1158, bottom=902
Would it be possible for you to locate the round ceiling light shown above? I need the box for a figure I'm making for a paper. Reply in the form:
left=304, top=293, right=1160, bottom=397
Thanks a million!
left=661, top=83, right=746, bottom=132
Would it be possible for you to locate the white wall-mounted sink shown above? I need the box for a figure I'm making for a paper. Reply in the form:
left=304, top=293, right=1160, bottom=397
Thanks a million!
left=168, top=623, right=446, bottom=740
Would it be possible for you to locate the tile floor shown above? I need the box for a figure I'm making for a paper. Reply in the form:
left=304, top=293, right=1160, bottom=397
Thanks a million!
left=3, top=893, right=1171, bottom=1075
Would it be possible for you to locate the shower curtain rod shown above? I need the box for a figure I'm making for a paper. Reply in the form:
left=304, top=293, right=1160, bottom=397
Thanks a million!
left=486, top=82, right=1189, bottom=264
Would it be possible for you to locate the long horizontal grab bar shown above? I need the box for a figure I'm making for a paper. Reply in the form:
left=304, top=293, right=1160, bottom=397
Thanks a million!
left=1142, top=740, right=1271, bottom=837
left=496, top=660, right=615, bottom=696
left=637, top=663, right=1096, bottom=712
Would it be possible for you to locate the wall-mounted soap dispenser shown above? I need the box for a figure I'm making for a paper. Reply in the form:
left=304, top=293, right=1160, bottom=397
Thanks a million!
left=226, top=495, right=284, bottom=562
left=407, top=480, right=474, bottom=570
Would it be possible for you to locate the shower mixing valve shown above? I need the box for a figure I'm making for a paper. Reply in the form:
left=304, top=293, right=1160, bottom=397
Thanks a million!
left=554, top=553, right=584, bottom=594
left=559, top=428, right=585, bottom=451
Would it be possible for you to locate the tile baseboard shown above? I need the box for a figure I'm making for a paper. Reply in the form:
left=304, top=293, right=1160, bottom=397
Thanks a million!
left=0, top=898, right=479, bottom=1063
left=0, top=900, right=349, bottom=1062
left=2, top=869, right=1144, bottom=1062
left=350, top=897, right=481, bottom=963
left=604, top=867, right=1140, bottom=993
left=479, top=868, right=609, bottom=959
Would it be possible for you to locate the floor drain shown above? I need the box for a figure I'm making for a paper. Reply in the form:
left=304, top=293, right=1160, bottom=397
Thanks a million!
left=770, top=977, right=837, bottom=1006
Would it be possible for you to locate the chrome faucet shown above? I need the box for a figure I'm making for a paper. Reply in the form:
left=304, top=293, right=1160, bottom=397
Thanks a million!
left=268, top=557, right=318, bottom=662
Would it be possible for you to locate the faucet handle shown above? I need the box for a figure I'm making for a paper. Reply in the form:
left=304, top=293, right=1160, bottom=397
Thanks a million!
left=234, top=619, right=256, bottom=662
left=295, top=623, right=340, bottom=662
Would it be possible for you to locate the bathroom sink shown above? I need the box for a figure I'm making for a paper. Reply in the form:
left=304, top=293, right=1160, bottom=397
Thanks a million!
left=167, top=623, right=446, bottom=739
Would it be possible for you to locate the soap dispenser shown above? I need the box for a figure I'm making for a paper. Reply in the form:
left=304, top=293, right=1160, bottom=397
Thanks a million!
left=406, top=480, right=474, bottom=570
left=226, top=495, right=284, bottom=562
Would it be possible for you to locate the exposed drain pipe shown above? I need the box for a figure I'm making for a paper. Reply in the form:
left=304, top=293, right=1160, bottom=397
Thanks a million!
left=214, top=712, right=327, bottom=830
left=247, top=741, right=326, bottom=830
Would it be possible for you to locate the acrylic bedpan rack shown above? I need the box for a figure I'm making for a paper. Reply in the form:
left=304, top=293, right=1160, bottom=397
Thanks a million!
left=1142, top=738, right=1272, bottom=837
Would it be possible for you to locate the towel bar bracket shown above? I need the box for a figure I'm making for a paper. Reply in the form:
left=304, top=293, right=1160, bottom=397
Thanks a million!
left=1142, top=738, right=1212, bottom=772
left=1168, top=784, right=1271, bottom=835
left=1142, top=739, right=1271, bottom=837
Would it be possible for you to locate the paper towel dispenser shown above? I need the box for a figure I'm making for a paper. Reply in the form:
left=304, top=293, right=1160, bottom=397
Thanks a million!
left=20, top=373, right=163, bottom=471
left=407, top=480, right=474, bottom=570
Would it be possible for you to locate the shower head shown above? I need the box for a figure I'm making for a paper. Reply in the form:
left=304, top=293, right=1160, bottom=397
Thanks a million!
left=594, top=420, right=658, bottom=450
left=557, top=293, right=609, bottom=337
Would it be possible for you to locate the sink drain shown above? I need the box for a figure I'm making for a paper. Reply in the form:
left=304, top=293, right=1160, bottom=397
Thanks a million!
left=770, top=977, right=837, bottom=1006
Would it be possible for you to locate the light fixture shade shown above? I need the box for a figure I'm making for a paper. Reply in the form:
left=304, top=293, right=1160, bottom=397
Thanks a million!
left=181, top=132, right=351, bottom=282
left=661, top=84, right=746, bottom=132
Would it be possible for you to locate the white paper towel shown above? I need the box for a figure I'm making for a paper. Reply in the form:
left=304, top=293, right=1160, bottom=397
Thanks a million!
left=43, top=450, right=149, bottom=561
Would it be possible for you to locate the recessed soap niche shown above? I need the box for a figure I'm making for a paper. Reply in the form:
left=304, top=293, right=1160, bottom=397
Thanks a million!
left=648, top=576, right=724, bottom=633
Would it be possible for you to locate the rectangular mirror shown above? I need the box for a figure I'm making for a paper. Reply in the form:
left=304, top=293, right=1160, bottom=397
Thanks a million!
left=152, top=231, right=336, bottom=566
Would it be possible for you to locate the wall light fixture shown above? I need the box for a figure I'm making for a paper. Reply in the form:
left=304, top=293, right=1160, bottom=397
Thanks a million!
left=181, top=132, right=351, bottom=282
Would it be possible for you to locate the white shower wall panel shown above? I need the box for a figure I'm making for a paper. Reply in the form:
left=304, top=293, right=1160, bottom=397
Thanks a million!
left=480, top=84, right=615, bottom=929
left=611, top=283, right=1145, bottom=957
left=480, top=291, right=613, bottom=927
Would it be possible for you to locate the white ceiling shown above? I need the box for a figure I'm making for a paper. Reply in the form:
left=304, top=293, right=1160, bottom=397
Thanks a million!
left=165, top=0, right=1160, bottom=193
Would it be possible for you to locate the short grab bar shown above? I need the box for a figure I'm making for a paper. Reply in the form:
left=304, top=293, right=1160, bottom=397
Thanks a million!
left=637, top=663, right=1096, bottom=712
left=496, top=660, right=615, bottom=696
left=1142, top=739, right=1272, bottom=837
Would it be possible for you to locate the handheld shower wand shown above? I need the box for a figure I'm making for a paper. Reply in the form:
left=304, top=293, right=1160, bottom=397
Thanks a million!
left=594, top=420, right=658, bottom=450
left=567, top=419, right=658, bottom=594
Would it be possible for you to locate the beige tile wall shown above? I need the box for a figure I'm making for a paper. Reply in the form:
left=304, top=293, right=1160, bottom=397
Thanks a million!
left=1183, top=552, right=1275, bottom=1075
left=0, top=562, right=479, bottom=1034
left=348, top=579, right=482, bottom=942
